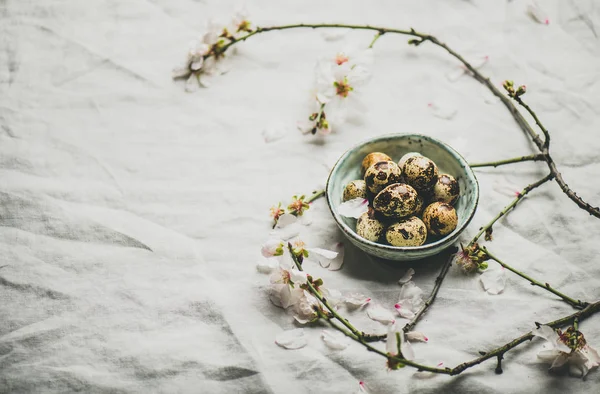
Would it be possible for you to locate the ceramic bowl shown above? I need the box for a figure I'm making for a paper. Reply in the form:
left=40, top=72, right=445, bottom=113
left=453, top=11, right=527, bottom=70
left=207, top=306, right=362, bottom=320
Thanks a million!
left=326, top=134, right=479, bottom=261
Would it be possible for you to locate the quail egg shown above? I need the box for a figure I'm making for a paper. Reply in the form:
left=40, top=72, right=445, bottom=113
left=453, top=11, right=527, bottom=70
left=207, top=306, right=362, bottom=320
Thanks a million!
left=343, top=180, right=368, bottom=202
left=364, top=161, right=402, bottom=194
left=373, top=183, right=419, bottom=218
left=356, top=209, right=386, bottom=242
left=432, top=174, right=460, bottom=205
left=385, top=216, right=427, bottom=247
left=422, top=202, right=458, bottom=236
left=402, top=156, right=439, bottom=192
left=398, top=152, right=422, bottom=170
left=361, top=152, right=393, bottom=175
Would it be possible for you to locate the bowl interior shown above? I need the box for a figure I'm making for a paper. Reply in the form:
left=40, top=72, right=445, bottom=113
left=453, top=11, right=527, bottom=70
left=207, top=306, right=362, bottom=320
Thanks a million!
left=327, top=134, right=478, bottom=252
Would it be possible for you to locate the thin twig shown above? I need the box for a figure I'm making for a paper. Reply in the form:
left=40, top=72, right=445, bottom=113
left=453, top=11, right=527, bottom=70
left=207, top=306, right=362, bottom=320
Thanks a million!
left=305, top=189, right=326, bottom=204
left=469, top=174, right=554, bottom=246
left=403, top=247, right=456, bottom=333
left=469, top=154, right=547, bottom=168
left=450, top=300, right=600, bottom=375
left=483, top=247, right=588, bottom=310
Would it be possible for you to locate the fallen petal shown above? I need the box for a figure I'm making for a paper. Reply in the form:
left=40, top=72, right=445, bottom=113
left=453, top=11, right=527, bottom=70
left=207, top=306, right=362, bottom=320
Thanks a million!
left=275, top=329, right=308, bottom=350
left=185, top=74, right=199, bottom=92
left=276, top=214, right=298, bottom=229
left=527, top=1, right=550, bottom=25
left=322, top=330, right=350, bottom=350
left=338, top=198, right=369, bottom=219
left=406, top=331, right=428, bottom=343
left=345, top=293, right=371, bottom=307
left=479, top=267, right=506, bottom=295
left=326, top=243, right=345, bottom=271
left=399, top=281, right=424, bottom=301
left=307, top=247, right=338, bottom=260
left=367, top=303, right=395, bottom=325
left=398, top=268, right=415, bottom=284
left=356, top=381, right=369, bottom=393
left=256, top=258, right=279, bottom=274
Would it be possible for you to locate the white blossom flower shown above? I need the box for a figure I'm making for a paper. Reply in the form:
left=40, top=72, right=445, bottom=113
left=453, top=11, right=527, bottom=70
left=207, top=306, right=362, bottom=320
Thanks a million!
left=398, top=268, right=415, bottom=285
left=394, top=281, right=424, bottom=319
left=231, top=6, right=252, bottom=34
left=261, top=238, right=284, bottom=258
left=315, top=60, right=370, bottom=120
left=534, top=324, right=600, bottom=378
left=293, top=290, right=321, bottom=324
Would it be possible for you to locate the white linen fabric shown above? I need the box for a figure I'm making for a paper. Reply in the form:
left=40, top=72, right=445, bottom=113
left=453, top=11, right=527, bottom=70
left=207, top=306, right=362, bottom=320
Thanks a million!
left=2, top=0, right=600, bottom=393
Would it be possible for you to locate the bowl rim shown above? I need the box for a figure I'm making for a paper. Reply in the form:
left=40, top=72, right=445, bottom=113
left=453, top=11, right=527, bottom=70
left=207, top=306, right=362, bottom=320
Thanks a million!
left=325, top=133, right=479, bottom=253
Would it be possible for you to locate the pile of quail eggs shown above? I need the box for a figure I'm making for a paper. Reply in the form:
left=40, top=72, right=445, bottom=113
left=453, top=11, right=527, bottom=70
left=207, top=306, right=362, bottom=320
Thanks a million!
left=342, top=151, right=460, bottom=247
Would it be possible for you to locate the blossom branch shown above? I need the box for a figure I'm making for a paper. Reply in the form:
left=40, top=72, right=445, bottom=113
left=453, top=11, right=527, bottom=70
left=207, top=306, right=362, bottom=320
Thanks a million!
left=179, top=21, right=600, bottom=217
left=482, top=247, right=588, bottom=310
left=451, top=300, right=600, bottom=375
left=305, top=189, right=326, bottom=204
left=288, top=242, right=377, bottom=342
left=469, top=154, right=547, bottom=168
left=469, top=173, right=554, bottom=246
left=402, top=247, right=456, bottom=333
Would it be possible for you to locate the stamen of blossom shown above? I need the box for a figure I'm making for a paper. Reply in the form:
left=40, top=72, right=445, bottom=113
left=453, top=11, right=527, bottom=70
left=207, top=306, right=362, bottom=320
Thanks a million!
left=335, top=52, right=349, bottom=65
left=270, top=203, right=285, bottom=223
left=287, top=195, right=310, bottom=216
left=334, top=77, right=353, bottom=98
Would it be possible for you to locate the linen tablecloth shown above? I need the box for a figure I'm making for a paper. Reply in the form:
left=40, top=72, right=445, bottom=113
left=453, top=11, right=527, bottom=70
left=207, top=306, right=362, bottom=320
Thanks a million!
left=2, top=0, right=600, bottom=392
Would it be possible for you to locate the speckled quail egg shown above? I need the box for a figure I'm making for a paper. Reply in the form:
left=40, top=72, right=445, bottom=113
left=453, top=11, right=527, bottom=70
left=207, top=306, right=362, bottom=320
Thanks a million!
left=402, top=156, right=439, bottom=192
left=385, top=216, right=428, bottom=247
left=364, top=161, right=402, bottom=194
left=356, top=209, right=386, bottom=242
left=422, top=202, right=458, bottom=236
left=343, top=180, right=368, bottom=202
left=398, top=152, right=423, bottom=170
left=432, top=174, right=460, bottom=205
left=414, top=193, right=425, bottom=215
left=361, top=152, right=393, bottom=176
left=373, top=183, right=419, bottom=218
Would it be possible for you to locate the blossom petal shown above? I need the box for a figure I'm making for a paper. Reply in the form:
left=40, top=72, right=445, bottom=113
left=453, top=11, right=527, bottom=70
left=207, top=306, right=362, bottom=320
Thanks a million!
left=271, top=223, right=302, bottom=240
left=401, top=332, right=415, bottom=361
left=256, top=258, right=279, bottom=274
left=325, top=243, right=345, bottom=271
left=479, top=267, right=506, bottom=295
left=550, top=352, right=569, bottom=369
left=289, top=269, right=308, bottom=285
left=185, top=74, right=199, bottom=92
left=280, top=285, right=303, bottom=309
left=262, top=238, right=283, bottom=258
left=527, top=0, right=550, bottom=25
left=356, top=381, right=370, bottom=393
left=307, top=247, right=338, bottom=260
left=275, top=328, right=307, bottom=350
left=338, top=198, right=369, bottom=219
left=276, top=214, right=298, bottom=229
left=321, top=287, right=343, bottom=307
left=394, top=301, right=416, bottom=319
left=584, top=345, right=600, bottom=368
left=399, top=281, right=424, bottom=301
left=367, top=303, right=395, bottom=325
left=322, top=330, right=350, bottom=350
left=398, top=268, right=415, bottom=284
left=533, top=325, right=571, bottom=353
left=406, top=331, right=428, bottom=343
left=345, top=293, right=371, bottom=307
left=386, top=322, right=400, bottom=355
left=537, top=349, right=562, bottom=363
left=172, top=66, right=190, bottom=78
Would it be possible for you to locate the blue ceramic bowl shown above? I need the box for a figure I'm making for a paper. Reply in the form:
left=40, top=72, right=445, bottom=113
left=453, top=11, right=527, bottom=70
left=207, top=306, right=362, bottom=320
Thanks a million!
left=326, top=134, right=479, bottom=261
